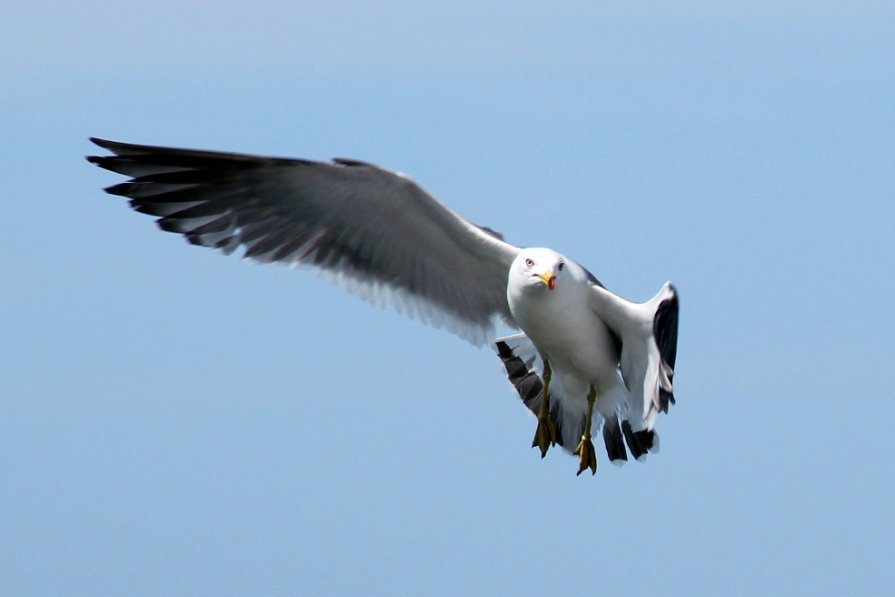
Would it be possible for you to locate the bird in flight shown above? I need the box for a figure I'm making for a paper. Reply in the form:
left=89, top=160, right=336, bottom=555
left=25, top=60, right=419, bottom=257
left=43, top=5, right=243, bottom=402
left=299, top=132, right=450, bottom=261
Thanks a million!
left=87, top=137, right=679, bottom=476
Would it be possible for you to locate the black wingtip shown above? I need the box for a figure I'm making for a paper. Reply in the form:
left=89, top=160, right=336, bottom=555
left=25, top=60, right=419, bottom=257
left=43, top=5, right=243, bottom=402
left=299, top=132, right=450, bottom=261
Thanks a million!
left=103, top=182, right=133, bottom=197
left=88, top=136, right=118, bottom=150
left=654, top=290, right=679, bottom=371
left=654, top=288, right=679, bottom=413
left=494, top=340, right=545, bottom=411
left=87, top=138, right=118, bottom=166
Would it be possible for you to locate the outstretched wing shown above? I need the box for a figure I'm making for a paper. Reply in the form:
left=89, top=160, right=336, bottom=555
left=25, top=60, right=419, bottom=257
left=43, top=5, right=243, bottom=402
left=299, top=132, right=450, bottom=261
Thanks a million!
left=87, top=138, right=521, bottom=344
left=587, top=282, right=679, bottom=439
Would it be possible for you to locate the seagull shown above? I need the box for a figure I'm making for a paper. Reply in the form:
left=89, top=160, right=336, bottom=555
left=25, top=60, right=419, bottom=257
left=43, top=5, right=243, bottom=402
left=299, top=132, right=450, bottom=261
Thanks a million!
left=86, top=137, right=679, bottom=475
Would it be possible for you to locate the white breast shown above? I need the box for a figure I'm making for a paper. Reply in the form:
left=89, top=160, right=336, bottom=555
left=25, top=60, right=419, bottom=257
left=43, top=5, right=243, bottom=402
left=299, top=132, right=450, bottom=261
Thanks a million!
left=507, top=259, right=620, bottom=393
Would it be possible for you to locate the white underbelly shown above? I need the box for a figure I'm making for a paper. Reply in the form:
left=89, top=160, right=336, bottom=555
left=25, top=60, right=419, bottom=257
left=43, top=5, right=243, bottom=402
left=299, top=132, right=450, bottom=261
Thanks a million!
left=512, top=295, right=620, bottom=393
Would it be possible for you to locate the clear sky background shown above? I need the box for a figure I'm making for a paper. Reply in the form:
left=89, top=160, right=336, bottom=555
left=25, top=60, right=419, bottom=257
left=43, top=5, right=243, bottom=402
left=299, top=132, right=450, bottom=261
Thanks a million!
left=2, top=1, right=893, bottom=595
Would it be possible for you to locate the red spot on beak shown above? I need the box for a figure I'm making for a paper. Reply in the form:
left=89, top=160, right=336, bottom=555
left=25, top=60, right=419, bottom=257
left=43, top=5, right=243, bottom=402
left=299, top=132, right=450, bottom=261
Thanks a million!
left=548, top=276, right=557, bottom=290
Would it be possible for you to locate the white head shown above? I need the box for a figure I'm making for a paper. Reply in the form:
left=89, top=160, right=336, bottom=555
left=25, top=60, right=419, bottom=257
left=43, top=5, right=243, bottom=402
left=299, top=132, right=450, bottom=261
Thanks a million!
left=509, top=247, right=567, bottom=294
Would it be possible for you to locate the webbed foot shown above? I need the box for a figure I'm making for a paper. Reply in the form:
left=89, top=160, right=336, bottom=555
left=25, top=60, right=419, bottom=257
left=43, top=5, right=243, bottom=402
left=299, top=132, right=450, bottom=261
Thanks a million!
left=574, top=434, right=597, bottom=475
left=531, top=356, right=556, bottom=458
left=574, top=384, right=598, bottom=475
left=531, top=416, right=557, bottom=458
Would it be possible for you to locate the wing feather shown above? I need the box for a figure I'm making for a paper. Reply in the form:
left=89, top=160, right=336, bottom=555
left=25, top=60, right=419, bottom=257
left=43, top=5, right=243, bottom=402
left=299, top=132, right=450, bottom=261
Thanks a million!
left=588, top=282, right=679, bottom=433
left=88, top=137, right=520, bottom=343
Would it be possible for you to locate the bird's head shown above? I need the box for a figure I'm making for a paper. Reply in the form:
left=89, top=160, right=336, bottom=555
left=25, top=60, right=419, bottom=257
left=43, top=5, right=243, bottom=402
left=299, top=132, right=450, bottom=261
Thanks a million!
left=512, top=248, right=566, bottom=293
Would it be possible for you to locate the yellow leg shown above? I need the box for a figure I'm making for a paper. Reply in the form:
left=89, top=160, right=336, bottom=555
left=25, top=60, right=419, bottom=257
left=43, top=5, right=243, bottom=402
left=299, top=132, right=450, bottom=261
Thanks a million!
left=531, top=358, right=557, bottom=458
left=574, top=385, right=597, bottom=475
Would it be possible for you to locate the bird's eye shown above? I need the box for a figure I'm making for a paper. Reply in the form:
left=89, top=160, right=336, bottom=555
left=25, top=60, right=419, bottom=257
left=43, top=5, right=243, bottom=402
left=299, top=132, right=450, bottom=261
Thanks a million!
left=525, top=258, right=534, bottom=267
left=558, top=262, right=564, bottom=271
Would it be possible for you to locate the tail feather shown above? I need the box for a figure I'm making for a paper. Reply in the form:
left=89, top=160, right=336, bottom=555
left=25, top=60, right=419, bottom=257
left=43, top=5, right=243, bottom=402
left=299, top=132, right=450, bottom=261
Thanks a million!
left=621, top=420, right=660, bottom=461
left=603, top=417, right=628, bottom=463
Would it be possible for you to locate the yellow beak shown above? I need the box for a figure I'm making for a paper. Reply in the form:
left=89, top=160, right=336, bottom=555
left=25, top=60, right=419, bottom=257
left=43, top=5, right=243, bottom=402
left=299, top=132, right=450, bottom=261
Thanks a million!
left=537, top=270, right=556, bottom=290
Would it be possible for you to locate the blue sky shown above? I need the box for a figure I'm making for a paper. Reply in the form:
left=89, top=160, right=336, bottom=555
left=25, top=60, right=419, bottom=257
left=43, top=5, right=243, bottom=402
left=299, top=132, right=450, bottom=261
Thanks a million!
left=2, top=1, right=893, bottom=595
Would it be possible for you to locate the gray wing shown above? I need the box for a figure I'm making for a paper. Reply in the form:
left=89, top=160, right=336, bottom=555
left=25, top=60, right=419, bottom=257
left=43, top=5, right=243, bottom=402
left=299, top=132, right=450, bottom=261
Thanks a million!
left=87, top=138, right=521, bottom=344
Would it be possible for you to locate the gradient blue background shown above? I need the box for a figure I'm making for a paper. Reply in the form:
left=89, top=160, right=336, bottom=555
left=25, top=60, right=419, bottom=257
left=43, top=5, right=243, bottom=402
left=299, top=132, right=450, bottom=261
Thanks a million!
left=3, top=2, right=893, bottom=595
